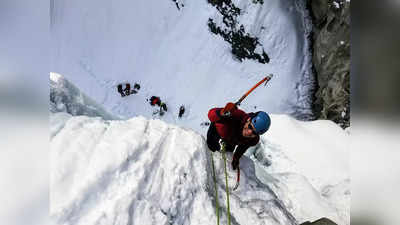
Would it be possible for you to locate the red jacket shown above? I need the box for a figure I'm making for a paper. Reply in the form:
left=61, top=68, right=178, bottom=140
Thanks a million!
left=208, top=107, right=259, bottom=160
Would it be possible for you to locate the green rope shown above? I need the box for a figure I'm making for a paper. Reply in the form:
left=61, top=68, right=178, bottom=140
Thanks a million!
left=221, top=142, right=231, bottom=225
left=211, top=152, right=220, bottom=225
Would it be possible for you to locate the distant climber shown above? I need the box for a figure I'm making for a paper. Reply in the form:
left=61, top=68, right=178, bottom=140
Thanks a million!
left=178, top=105, right=185, bottom=118
left=124, top=83, right=131, bottom=96
left=149, top=96, right=168, bottom=116
left=130, top=82, right=140, bottom=94
left=133, top=83, right=140, bottom=90
left=117, top=84, right=125, bottom=97
left=207, top=102, right=271, bottom=170
left=171, top=0, right=184, bottom=10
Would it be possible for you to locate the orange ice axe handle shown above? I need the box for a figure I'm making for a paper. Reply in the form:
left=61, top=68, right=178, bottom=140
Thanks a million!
left=235, top=74, right=273, bottom=106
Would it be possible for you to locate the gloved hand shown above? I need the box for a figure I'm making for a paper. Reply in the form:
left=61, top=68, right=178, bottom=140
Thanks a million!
left=231, top=156, right=240, bottom=170
left=220, top=102, right=237, bottom=117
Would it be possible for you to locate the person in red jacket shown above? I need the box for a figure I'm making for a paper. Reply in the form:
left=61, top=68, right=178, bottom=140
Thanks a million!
left=207, top=102, right=271, bottom=170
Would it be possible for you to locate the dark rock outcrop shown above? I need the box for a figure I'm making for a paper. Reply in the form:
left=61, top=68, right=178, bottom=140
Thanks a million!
left=308, top=0, right=350, bottom=128
left=207, top=0, right=270, bottom=63
left=300, top=217, right=338, bottom=225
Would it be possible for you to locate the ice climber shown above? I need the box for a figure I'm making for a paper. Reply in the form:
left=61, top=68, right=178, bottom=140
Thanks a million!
left=149, top=96, right=168, bottom=116
left=207, top=102, right=271, bottom=170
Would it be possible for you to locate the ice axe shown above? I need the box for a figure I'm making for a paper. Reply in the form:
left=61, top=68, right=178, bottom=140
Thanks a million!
left=232, top=74, right=273, bottom=191
left=235, top=74, right=273, bottom=106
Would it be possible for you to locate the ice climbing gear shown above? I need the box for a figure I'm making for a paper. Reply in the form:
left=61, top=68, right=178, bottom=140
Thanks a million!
left=220, top=140, right=231, bottom=225
left=210, top=152, right=220, bottom=225
left=221, top=75, right=272, bottom=191
left=235, top=74, right=273, bottom=106
left=251, top=111, right=271, bottom=135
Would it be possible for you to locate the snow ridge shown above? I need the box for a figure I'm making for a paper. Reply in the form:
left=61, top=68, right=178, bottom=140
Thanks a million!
left=50, top=114, right=300, bottom=225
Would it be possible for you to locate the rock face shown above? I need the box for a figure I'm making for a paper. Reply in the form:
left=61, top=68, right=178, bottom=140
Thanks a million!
left=300, top=217, right=338, bottom=225
left=308, top=0, right=350, bottom=128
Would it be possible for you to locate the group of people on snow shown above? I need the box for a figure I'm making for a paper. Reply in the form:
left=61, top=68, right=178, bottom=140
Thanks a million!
left=117, top=83, right=140, bottom=97
left=116, top=82, right=185, bottom=118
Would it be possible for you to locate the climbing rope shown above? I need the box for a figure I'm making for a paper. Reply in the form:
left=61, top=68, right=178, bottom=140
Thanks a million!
left=220, top=141, right=231, bottom=225
left=210, top=151, right=220, bottom=225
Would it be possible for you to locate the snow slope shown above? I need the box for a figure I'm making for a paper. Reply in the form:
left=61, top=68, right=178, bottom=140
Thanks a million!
left=50, top=74, right=349, bottom=225
left=51, top=0, right=314, bottom=133
left=251, top=116, right=350, bottom=224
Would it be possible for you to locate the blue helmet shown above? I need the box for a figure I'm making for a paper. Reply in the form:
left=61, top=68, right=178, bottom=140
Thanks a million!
left=251, top=111, right=271, bottom=135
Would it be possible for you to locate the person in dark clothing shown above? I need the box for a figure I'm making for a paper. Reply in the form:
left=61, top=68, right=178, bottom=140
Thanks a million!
left=207, top=102, right=271, bottom=170
left=124, top=83, right=131, bottom=96
left=117, top=84, right=125, bottom=97
left=178, top=105, right=185, bottom=118
left=149, top=96, right=168, bottom=116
